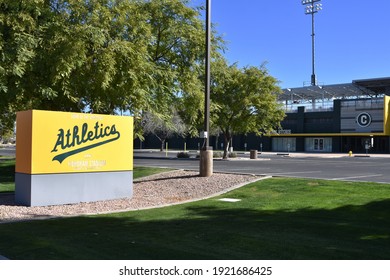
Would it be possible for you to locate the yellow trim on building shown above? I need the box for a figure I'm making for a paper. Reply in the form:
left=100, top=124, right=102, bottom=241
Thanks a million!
left=384, top=95, right=390, bottom=135
left=270, top=133, right=386, bottom=137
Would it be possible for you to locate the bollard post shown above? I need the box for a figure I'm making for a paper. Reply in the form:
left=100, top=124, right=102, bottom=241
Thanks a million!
left=250, top=150, right=257, bottom=159
left=199, top=147, right=213, bottom=177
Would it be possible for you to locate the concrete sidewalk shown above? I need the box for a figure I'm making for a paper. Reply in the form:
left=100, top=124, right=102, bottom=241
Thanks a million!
left=268, top=151, right=390, bottom=159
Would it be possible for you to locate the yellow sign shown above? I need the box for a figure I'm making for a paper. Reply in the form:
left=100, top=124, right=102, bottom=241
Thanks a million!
left=16, top=110, right=133, bottom=174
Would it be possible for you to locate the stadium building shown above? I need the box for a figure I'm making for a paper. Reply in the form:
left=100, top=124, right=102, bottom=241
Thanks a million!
left=272, top=77, right=390, bottom=153
left=136, top=77, right=390, bottom=154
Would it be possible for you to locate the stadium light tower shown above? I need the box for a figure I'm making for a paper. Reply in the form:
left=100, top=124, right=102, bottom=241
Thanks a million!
left=302, top=0, right=322, bottom=86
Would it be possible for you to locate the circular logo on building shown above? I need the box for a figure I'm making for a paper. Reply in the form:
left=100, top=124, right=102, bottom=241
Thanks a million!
left=356, top=112, right=372, bottom=127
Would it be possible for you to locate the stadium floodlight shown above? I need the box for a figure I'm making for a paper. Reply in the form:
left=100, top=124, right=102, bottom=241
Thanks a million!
left=302, top=0, right=322, bottom=86
left=305, top=3, right=322, bottom=14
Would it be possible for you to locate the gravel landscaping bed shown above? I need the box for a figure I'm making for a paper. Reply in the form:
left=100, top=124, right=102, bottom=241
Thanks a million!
left=0, top=170, right=262, bottom=223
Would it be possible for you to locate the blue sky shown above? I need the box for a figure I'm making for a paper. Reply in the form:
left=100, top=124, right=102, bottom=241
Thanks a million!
left=191, top=0, right=390, bottom=89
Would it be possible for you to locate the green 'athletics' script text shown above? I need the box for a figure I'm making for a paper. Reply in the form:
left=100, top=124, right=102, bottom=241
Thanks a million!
left=51, top=122, right=120, bottom=163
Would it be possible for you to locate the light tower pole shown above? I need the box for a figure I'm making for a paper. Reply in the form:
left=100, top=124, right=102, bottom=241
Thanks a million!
left=302, top=0, right=322, bottom=86
left=199, top=0, right=213, bottom=177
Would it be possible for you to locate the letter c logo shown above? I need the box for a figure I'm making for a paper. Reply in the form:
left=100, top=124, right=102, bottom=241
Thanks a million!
left=356, top=112, right=372, bottom=127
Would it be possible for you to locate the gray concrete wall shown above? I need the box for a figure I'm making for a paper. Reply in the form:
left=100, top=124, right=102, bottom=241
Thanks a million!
left=15, top=171, right=133, bottom=207
left=340, top=99, right=384, bottom=133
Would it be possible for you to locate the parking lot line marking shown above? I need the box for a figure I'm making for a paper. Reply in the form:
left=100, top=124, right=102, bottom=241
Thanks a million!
left=330, top=174, right=383, bottom=180
left=268, top=171, right=322, bottom=175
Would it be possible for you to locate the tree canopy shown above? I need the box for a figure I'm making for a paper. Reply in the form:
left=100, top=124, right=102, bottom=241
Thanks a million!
left=0, top=0, right=210, bottom=136
left=210, top=59, right=285, bottom=158
left=141, top=109, right=187, bottom=151
left=1, top=0, right=284, bottom=146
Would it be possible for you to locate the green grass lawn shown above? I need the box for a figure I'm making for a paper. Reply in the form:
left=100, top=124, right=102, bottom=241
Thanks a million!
left=0, top=159, right=15, bottom=192
left=133, top=166, right=174, bottom=180
left=1, top=173, right=390, bottom=260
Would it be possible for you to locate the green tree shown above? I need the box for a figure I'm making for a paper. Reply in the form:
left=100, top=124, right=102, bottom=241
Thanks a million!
left=29, top=0, right=155, bottom=113
left=211, top=60, right=285, bottom=159
left=0, top=0, right=212, bottom=137
left=0, top=0, right=45, bottom=131
left=143, top=0, right=206, bottom=118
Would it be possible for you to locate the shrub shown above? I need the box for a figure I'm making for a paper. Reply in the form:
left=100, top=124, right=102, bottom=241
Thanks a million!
left=213, top=151, right=223, bottom=158
left=228, top=152, right=237, bottom=158
left=177, top=152, right=190, bottom=158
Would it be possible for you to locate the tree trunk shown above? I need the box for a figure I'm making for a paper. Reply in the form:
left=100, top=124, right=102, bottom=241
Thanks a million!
left=160, top=139, right=166, bottom=151
left=223, top=132, right=231, bottom=159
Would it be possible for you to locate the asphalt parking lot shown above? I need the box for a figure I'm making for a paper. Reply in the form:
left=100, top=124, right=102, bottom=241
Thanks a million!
left=0, top=146, right=15, bottom=157
left=2, top=146, right=390, bottom=183
left=134, top=150, right=390, bottom=184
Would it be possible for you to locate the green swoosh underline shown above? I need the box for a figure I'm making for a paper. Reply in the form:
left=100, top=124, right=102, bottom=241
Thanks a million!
left=52, top=134, right=120, bottom=163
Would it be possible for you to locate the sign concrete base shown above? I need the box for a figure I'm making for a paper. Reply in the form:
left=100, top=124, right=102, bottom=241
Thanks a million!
left=15, top=171, right=133, bottom=207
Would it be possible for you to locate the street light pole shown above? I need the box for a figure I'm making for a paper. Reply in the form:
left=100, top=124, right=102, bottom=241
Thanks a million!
left=302, top=0, right=322, bottom=86
left=204, top=0, right=211, bottom=148
left=199, top=0, right=213, bottom=177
